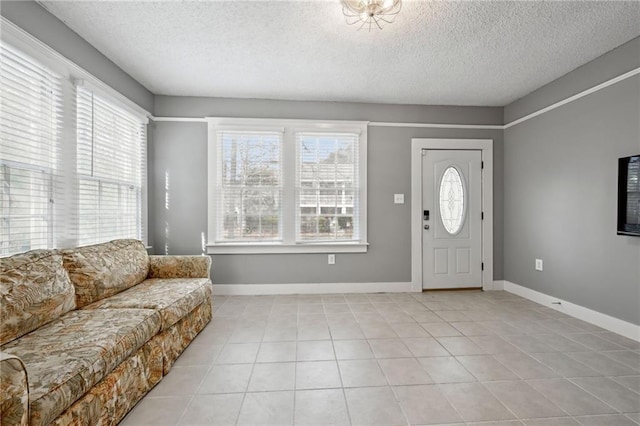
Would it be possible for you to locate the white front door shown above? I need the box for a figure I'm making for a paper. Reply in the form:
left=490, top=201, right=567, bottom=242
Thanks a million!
left=422, top=149, right=482, bottom=289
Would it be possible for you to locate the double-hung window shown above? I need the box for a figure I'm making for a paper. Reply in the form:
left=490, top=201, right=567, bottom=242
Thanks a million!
left=208, top=118, right=367, bottom=254
left=76, top=85, right=146, bottom=246
left=0, top=24, right=149, bottom=257
left=0, top=43, right=63, bottom=255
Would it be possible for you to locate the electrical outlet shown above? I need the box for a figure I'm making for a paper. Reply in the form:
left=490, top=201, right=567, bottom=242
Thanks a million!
left=535, top=259, right=543, bottom=271
left=394, top=193, right=404, bottom=204
left=328, top=254, right=335, bottom=265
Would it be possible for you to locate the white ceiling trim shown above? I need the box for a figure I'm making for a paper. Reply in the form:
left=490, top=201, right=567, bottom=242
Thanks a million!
left=151, top=66, right=640, bottom=131
left=503, top=67, right=640, bottom=130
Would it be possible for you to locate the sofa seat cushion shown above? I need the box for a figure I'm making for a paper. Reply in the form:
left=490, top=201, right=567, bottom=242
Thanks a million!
left=0, top=309, right=161, bottom=426
left=84, top=278, right=212, bottom=331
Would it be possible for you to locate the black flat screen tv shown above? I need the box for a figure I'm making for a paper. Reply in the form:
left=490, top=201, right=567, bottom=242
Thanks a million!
left=618, top=155, right=640, bottom=236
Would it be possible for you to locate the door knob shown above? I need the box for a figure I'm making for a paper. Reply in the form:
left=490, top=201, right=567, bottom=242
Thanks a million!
left=424, top=224, right=430, bottom=230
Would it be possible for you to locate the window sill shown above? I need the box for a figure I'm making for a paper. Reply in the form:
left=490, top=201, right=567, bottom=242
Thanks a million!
left=206, top=242, right=369, bottom=254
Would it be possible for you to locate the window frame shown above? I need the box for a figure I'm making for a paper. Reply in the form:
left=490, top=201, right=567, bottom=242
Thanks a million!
left=207, top=118, right=368, bottom=254
left=0, top=18, right=150, bottom=256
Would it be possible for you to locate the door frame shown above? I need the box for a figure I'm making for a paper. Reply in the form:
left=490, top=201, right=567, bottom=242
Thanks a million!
left=411, top=138, right=494, bottom=291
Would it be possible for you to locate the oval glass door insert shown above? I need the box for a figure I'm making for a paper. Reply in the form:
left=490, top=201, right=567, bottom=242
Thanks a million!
left=439, top=166, right=465, bottom=234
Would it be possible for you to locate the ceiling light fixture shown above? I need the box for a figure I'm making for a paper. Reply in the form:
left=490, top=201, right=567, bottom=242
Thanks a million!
left=341, top=0, right=402, bottom=31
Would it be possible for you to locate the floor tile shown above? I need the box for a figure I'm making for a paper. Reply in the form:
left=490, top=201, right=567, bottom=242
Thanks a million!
left=198, top=364, right=253, bottom=394
left=150, top=366, right=208, bottom=396
left=297, top=325, right=331, bottom=341
left=564, top=333, right=627, bottom=351
left=536, top=334, right=592, bottom=352
left=451, top=321, right=494, bottom=336
left=601, top=350, right=640, bottom=370
left=121, top=396, right=190, bottom=425
left=172, top=344, right=222, bottom=367
left=236, top=391, right=294, bottom=426
left=369, top=338, right=413, bottom=358
left=390, top=322, right=430, bottom=338
left=296, top=340, right=335, bottom=361
left=469, top=335, right=521, bottom=354
left=598, top=332, right=640, bottom=350
left=624, top=412, right=640, bottom=424
left=418, top=356, right=475, bottom=383
left=571, top=376, right=640, bottom=412
left=421, top=322, right=463, bottom=337
left=178, top=394, right=243, bottom=425
left=437, top=336, right=488, bottom=356
left=360, top=323, right=399, bottom=339
left=494, top=352, right=560, bottom=379
left=502, top=334, right=557, bottom=353
left=295, top=361, right=342, bottom=390
left=529, top=352, right=600, bottom=377
left=294, top=389, right=350, bottom=426
left=524, top=418, right=579, bottom=425
left=439, top=382, right=515, bottom=423
left=262, top=326, right=297, bottom=342
left=330, top=324, right=366, bottom=340
left=393, top=384, right=463, bottom=425
left=527, top=379, right=617, bottom=416
left=411, top=311, right=445, bottom=322
left=378, top=357, right=433, bottom=385
left=344, top=386, right=406, bottom=426
left=574, top=414, right=639, bottom=425
left=334, top=339, right=374, bottom=360
left=228, top=326, right=265, bottom=343
left=611, top=375, right=640, bottom=393
left=248, top=362, right=295, bottom=391
left=483, top=380, right=565, bottom=419
left=435, top=310, right=472, bottom=322
left=339, top=359, right=388, bottom=387
left=457, top=355, right=519, bottom=381
left=256, top=341, right=296, bottom=362
left=403, top=337, right=450, bottom=357
left=215, top=343, right=260, bottom=364
left=566, top=352, right=638, bottom=376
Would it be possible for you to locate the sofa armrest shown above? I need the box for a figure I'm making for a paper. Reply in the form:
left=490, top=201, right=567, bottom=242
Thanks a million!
left=1, top=351, right=29, bottom=426
left=148, top=255, right=211, bottom=279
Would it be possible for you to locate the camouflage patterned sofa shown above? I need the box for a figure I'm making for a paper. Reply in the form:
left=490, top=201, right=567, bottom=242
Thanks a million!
left=0, top=239, right=213, bottom=426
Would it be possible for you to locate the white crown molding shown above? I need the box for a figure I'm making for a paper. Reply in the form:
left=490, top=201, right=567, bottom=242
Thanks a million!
left=368, top=122, right=503, bottom=130
left=212, top=282, right=415, bottom=295
left=150, top=67, right=640, bottom=130
left=503, top=67, right=640, bottom=129
left=503, top=281, right=640, bottom=342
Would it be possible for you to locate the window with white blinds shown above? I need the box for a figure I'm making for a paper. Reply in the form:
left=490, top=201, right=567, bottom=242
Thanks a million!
left=208, top=119, right=367, bottom=254
left=297, top=132, right=360, bottom=242
left=216, top=130, right=283, bottom=241
left=0, top=43, right=63, bottom=256
left=76, top=87, right=146, bottom=246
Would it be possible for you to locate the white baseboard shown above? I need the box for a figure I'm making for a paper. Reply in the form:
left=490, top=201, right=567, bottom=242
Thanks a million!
left=503, top=281, right=640, bottom=342
left=213, top=282, right=415, bottom=296
left=491, top=280, right=505, bottom=290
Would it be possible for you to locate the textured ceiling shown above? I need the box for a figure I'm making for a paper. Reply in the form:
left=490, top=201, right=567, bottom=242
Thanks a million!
left=39, top=1, right=640, bottom=106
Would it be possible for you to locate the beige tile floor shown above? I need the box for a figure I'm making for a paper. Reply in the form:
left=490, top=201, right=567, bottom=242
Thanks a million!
left=120, top=291, right=640, bottom=426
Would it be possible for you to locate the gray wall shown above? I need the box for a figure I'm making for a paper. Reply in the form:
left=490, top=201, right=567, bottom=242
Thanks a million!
left=1, top=0, right=154, bottom=113
left=503, top=38, right=640, bottom=325
left=151, top=98, right=504, bottom=284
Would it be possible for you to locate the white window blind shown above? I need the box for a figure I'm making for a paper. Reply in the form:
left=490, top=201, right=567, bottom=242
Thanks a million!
left=216, top=130, right=283, bottom=241
left=296, top=132, right=360, bottom=242
left=76, top=86, right=146, bottom=246
left=0, top=42, right=63, bottom=256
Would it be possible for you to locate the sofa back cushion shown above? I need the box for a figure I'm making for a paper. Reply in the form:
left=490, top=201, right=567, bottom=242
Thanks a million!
left=0, top=250, right=76, bottom=345
left=61, top=239, right=149, bottom=308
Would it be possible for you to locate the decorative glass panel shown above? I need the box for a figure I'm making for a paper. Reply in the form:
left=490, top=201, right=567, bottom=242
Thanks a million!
left=439, top=166, right=465, bottom=235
